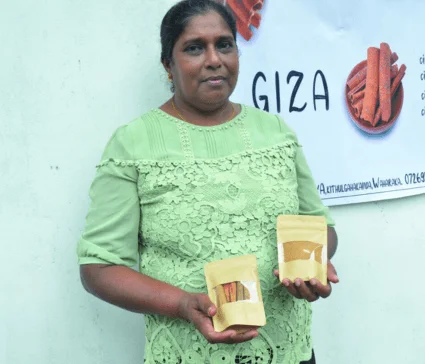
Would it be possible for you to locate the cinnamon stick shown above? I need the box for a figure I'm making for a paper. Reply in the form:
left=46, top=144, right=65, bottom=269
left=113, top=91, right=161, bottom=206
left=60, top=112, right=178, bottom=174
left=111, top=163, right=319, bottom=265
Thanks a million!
left=243, top=0, right=264, bottom=11
left=378, top=42, right=391, bottom=123
left=250, top=11, right=261, bottom=29
left=235, top=18, right=252, bottom=41
left=361, top=47, right=380, bottom=123
left=347, top=67, right=368, bottom=90
left=243, top=285, right=251, bottom=300
left=373, top=64, right=406, bottom=125
left=353, top=99, right=364, bottom=119
left=216, top=285, right=227, bottom=307
left=236, top=282, right=244, bottom=301
left=228, top=0, right=251, bottom=26
left=391, top=64, right=407, bottom=93
left=229, top=282, right=237, bottom=302
left=223, top=283, right=231, bottom=302
left=391, top=52, right=399, bottom=64
left=352, top=90, right=365, bottom=104
left=348, top=79, right=366, bottom=102
left=228, top=0, right=253, bottom=40
left=391, top=64, right=398, bottom=79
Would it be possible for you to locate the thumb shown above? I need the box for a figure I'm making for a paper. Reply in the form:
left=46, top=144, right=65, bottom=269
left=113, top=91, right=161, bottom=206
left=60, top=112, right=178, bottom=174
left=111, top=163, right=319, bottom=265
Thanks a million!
left=196, top=294, right=215, bottom=317
left=327, top=261, right=339, bottom=284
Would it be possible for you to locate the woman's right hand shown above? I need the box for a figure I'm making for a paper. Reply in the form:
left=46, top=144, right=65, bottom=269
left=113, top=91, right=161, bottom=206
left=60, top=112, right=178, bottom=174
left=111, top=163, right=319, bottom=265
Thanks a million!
left=80, top=265, right=258, bottom=344
left=178, top=292, right=259, bottom=344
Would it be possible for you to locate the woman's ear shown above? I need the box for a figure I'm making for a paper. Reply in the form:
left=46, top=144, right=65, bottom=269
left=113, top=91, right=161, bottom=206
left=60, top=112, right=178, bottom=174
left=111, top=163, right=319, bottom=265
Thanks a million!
left=162, top=59, right=171, bottom=75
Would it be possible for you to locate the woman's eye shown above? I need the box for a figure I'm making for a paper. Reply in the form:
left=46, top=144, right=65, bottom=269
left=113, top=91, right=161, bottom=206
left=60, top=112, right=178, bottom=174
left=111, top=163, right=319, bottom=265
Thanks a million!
left=185, top=45, right=203, bottom=54
left=218, top=41, right=233, bottom=51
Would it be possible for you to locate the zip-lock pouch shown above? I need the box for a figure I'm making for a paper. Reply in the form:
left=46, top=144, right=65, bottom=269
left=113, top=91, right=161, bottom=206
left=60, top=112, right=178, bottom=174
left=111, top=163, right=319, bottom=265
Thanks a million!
left=204, top=255, right=266, bottom=333
left=277, top=215, right=327, bottom=285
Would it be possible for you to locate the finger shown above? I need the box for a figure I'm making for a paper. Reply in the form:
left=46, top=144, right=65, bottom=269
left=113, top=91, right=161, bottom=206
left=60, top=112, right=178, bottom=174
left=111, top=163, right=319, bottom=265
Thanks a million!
left=196, top=294, right=216, bottom=317
left=294, top=279, right=319, bottom=302
left=310, top=279, right=332, bottom=299
left=282, top=279, right=302, bottom=299
left=209, top=329, right=259, bottom=344
left=205, top=328, right=237, bottom=344
left=327, top=261, right=339, bottom=284
left=193, top=299, right=258, bottom=344
left=273, top=269, right=279, bottom=278
left=192, top=311, right=234, bottom=342
left=229, top=329, right=259, bottom=343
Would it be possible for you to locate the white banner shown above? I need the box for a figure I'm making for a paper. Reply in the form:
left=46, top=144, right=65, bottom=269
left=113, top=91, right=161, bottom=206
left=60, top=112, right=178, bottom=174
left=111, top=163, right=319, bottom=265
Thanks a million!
left=224, top=0, right=425, bottom=205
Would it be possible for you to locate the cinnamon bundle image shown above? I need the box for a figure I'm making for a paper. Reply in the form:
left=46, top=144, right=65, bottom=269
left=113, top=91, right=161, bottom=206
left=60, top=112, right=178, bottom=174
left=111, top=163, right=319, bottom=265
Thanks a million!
left=216, top=0, right=264, bottom=41
left=346, top=43, right=406, bottom=127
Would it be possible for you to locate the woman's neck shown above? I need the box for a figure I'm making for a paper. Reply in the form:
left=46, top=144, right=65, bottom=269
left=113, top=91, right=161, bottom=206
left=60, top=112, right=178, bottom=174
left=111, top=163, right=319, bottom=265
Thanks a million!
left=162, top=96, right=237, bottom=127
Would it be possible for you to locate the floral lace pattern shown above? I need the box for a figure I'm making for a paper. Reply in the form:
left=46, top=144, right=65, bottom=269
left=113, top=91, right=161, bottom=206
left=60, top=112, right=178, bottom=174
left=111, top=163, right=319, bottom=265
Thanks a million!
left=77, top=103, right=333, bottom=364
left=100, top=140, right=313, bottom=364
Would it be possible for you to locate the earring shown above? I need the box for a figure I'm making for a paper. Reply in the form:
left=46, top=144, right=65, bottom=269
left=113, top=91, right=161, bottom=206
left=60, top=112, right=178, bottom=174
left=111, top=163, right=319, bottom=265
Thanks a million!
left=168, top=73, right=173, bottom=83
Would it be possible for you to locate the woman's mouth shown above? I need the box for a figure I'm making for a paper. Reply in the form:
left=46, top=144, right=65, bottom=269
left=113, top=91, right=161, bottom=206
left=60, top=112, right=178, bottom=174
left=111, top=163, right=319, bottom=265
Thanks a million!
left=204, top=76, right=226, bottom=86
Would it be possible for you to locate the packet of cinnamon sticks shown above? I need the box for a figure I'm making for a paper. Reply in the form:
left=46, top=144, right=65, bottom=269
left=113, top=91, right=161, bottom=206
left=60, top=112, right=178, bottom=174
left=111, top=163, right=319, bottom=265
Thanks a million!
left=204, top=255, right=266, bottom=333
left=277, top=215, right=327, bottom=285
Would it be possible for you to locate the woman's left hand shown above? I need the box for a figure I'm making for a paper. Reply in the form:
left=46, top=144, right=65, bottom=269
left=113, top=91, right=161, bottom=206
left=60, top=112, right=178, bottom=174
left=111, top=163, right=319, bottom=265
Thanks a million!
left=273, top=261, right=339, bottom=302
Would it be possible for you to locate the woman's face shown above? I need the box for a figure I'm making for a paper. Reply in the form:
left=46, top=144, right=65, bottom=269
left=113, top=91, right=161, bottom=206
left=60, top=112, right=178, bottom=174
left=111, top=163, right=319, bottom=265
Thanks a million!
left=167, top=11, right=239, bottom=109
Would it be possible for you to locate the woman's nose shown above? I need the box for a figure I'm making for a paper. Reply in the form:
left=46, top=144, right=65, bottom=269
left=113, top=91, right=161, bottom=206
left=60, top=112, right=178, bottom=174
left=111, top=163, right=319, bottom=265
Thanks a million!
left=205, top=47, right=222, bottom=69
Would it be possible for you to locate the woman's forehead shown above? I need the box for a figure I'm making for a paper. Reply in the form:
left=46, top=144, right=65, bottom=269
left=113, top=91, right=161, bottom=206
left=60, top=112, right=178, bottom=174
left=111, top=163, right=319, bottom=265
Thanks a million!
left=178, top=11, right=233, bottom=42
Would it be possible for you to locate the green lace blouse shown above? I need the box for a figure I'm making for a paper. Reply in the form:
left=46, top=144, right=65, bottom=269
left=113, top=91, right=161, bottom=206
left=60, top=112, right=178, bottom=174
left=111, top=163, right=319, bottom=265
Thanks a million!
left=77, top=105, right=334, bottom=364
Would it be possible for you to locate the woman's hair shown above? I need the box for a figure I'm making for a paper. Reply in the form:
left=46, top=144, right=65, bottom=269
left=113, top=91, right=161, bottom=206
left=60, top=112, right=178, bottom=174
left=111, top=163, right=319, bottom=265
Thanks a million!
left=160, top=0, right=237, bottom=67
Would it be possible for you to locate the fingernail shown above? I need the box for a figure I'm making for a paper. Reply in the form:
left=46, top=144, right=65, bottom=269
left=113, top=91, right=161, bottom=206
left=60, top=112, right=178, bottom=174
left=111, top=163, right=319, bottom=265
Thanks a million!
left=310, top=279, right=316, bottom=286
left=207, top=307, right=213, bottom=316
left=282, top=279, right=290, bottom=287
left=295, top=279, right=301, bottom=287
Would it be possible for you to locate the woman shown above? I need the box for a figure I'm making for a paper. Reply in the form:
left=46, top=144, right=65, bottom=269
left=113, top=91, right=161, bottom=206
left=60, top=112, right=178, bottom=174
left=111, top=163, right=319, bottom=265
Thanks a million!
left=77, top=1, right=338, bottom=363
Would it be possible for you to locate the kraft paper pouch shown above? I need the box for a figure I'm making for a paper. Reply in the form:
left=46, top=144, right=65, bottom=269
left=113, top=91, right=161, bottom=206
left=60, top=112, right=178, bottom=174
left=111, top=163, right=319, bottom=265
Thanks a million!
left=204, top=255, right=266, bottom=333
left=277, top=215, right=327, bottom=285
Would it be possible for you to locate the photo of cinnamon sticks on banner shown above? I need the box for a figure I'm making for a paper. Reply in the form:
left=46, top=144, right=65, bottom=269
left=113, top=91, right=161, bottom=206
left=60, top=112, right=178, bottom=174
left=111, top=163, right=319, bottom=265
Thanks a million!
left=215, top=0, right=264, bottom=41
left=345, top=43, right=406, bottom=133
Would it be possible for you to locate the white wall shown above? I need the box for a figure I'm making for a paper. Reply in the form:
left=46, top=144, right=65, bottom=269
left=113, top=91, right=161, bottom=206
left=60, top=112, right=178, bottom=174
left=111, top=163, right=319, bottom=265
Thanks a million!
left=1, top=1, right=424, bottom=363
